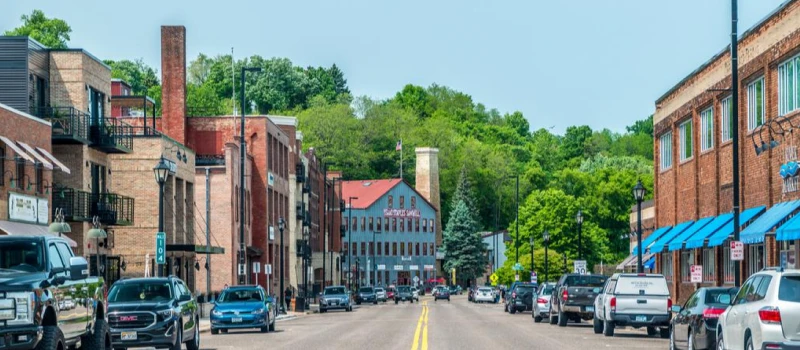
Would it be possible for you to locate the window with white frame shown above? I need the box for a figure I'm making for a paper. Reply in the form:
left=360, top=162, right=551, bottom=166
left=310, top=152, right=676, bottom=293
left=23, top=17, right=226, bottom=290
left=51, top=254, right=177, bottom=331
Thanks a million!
left=679, top=120, right=693, bottom=161
left=700, top=107, right=714, bottom=151
left=748, top=77, right=765, bottom=130
left=662, top=252, right=673, bottom=281
left=721, top=96, right=733, bottom=142
left=660, top=132, right=673, bottom=170
left=780, top=241, right=796, bottom=269
left=748, top=244, right=765, bottom=276
left=779, top=56, right=800, bottom=116
left=723, top=245, right=734, bottom=284
left=681, top=250, right=695, bottom=282
left=703, top=248, right=715, bottom=282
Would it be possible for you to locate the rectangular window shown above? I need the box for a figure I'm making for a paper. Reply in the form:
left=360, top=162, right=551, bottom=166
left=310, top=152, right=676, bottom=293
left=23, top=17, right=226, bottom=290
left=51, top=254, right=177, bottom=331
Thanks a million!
left=369, top=217, right=374, bottom=231
left=748, top=244, right=765, bottom=276
left=393, top=218, right=397, bottom=232
left=679, top=120, right=693, bottom=161
left=723, top=245, right=734, bottom=284
left=399, top=218, right=404, bottom=232
left=422, top=219, right=427, bottom=232
left=388, top=195, right=393, bottom=208
left=385, top=242, right=390, bottom=256
left=662, top=252, right=673, bottom=281
left=35, top=165, right=43, bottom=194
left=401, top=242, right=405, bottom=256
left=680, top=250, right=694, bottom=282
left=780, top=240, right=796, bottom=269
left=361, top=242, right=366, bottom=256
left=361, top=217, right=366, bottom=231
left=416, top=219, right=420, bottom=232
left=352, top=217, right=357, bottom=231
left=16, top=159, right=24, bottom=190
left=660, top=132, right=673, bottom=170
left=393, top=243, right=397, bottom=256
left=703, top=248, right=715, bottom=282
left=407, top=219, right=412, bottom=232
left=384, top=218, right=389, bottom=231
left=779, top=57, right=800, bottom=116
left=416, top=243, right=420, bottom=256
left=369, top=242, right=373, bottom=256
left=429, top=244, right=434, bottom=256
left=377, top=242, right=381, bottom=256
left=748, top=76, right=765, bottom=129
left=400, top=196, right=405, bottom=209
left=411, top=196, right=416, bottom=209
left=700, top=107, right=714, bottom=151
left=375, top=217, right=381, bottom=232
left=721, top=97, right=733, bottom=142
left=423, top=243, right=427, bottom=256
left=352, top=243, right=357, bottom=256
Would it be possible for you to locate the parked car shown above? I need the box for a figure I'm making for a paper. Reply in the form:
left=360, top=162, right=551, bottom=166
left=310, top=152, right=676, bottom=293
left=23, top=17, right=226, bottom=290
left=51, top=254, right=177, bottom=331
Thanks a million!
left=319, top=285, right=353, bottom=313
left=395, top=286, right=415, bottom=304
left=474, top=287, right=496, bottom=303
left=108, top=276, right=200, bottom=350
left=506, top=282, right=537, bottom=314
left=0, top=236, right=108, bottom=350
left=716, top=267, right=800, bottom=350
left=209, top=285, right=277, bottom=332
left=411, top=287, right=420, bottom=301
left=550, top=273, right=606, bottom=326
left=593, top=273, right=670, bottom=338
left=533, top=282, right=556, bottom=323
left=386, top=286, right=396, bottom=300
left=670, top=287, right=737, bottom=350
left=356, top=286, right=378, bottom=305
left=375, top=287, right=388, bottom=303
left=434, top=285, right=451, bottom=302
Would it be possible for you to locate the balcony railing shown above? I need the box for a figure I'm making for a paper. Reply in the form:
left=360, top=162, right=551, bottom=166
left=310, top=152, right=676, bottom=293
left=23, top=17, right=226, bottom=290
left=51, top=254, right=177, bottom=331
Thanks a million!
left=53, top=186, right=134, bottom=226
left=90, top=117, right=133, bottom=153
left=31, top=107, right=90, bottom=144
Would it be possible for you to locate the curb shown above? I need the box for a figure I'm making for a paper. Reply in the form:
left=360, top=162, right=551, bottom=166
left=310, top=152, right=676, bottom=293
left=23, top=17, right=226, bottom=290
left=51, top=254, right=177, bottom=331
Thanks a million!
left=199, top=315, right=299, bottom=334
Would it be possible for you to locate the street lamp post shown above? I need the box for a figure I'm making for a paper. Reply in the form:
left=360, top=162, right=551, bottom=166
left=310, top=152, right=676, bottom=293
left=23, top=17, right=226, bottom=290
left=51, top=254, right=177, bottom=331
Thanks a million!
left=153, top=159, right=169, bottom=278
left=87, top=216, right=107, bottom=279
left=515, top=175, right=520, bottom=263
left=543, top=230, right=550, bottom=283
left=633, top=180, right=647, bottom=273
left=356, top=257, right=361, bottom=290
left=347, top=196, right=359, bottom=291
left=562, top=253, right=567, bottom=274
left=576, top=210, right=583, bottom=261
left=278, top=217, right=285, bottom=312
left=239, top=66, right=261, bottom=285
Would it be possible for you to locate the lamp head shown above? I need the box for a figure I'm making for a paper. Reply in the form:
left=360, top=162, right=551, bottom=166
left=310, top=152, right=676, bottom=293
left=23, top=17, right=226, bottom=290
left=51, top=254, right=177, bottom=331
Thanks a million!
left=87, top=227, right=107, bottom=239
left=153, top=159, right=170, bottom=184
left=576, top=210, right=583, bottom=225
left=633, top=180, right=646, bottom=201
left=543, top=230, right=550, bottom=243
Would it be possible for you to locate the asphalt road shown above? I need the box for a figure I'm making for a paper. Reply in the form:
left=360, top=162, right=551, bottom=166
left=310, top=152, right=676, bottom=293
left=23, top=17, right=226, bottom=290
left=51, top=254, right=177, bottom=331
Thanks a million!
left=194, top=295, right=669, bottom=350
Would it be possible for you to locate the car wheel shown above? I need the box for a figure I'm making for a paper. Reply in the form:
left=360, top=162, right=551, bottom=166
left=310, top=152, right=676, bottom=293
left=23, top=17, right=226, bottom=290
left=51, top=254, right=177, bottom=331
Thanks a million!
left=186, top=321, right=200, bottom=350
left=211, top=328, right=219, bottom=335
left=35, top=326, right=65, bottom=350
left=688, top=330, right=695, bottom=350
left=647, top=327, right=657, bottom=336
left=81, top=318, right=110, bottom=350
left=746, top=334, right=754, bottom=350
left=603, top=320, right=615, bottom=337
left=557, top=310, right=567, bottom=327
left=593, top=317, right=603, bottom=334
left=660, top=327, right=670, bottom=339
left=669, top=327, right=676, bottom=350
left=549, top=312, right=558, bottom=325
left=269, top=316, right=276, bottom=332
left=717, top=331, right=725, bottom=350
left=170, top=323, right=182, bottom=350
left=534, top=315, right=543, bottom=323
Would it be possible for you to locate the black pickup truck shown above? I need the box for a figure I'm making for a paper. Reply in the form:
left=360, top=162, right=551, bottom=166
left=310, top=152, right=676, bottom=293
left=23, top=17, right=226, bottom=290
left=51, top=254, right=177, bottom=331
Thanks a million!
left=0, top=235, right=109, bottom=350
left=549, top=274, right=607, bottom=327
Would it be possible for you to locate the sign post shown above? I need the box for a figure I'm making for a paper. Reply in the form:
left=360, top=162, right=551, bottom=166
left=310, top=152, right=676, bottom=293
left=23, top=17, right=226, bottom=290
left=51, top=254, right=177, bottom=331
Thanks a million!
left=690, top=265, right=703, bottom=283
left=253, top=262, right=261, bottom=285
left=530, top=271, right=538, bottom=284
left=573, top=260, right=587, bottom=275
left=731, top=241, right=744, bottom=261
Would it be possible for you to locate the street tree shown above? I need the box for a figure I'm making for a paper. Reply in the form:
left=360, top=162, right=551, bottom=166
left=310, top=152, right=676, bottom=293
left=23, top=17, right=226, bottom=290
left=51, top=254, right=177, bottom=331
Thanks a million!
left=442, top=200, right=485, bottom=285
left=5, top=10, right=71, bottom=49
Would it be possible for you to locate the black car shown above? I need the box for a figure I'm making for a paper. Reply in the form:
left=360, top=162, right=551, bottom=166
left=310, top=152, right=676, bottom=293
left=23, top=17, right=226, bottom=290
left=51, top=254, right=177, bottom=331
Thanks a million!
left=505, top=283, right=536, bottom=314
left=394, top=286, right=414, bottom=304
left=355, top=286, right=378, bottom=305
left=670, top=287, right=737, bottom=350
left=107, top=276, right=200, bottom=350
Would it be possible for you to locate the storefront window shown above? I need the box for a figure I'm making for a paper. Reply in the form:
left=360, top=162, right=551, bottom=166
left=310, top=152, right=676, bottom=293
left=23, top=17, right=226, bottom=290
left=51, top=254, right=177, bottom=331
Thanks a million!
left=780, top=240, right=796, bottom=269
left=748, top=244, right=765, bottom=276
left=681, top=251, right=694, bottom=282
left=703, top=248, right=715, bottom=282
left=723, top=245, right=734, bottom=284
left=662, top=252, right=673, bottom=281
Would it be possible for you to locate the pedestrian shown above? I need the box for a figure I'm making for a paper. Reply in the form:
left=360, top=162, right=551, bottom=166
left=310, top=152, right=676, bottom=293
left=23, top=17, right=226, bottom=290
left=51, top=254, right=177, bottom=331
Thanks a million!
left=223, top=283, right=229, bottom=290
left=284, top=287, right=293, bottom=312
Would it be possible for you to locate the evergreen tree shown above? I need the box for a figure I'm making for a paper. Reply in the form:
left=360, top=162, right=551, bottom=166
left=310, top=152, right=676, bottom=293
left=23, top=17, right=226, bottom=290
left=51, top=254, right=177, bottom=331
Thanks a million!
left=442, top=200, right=486, bottom=285
left=451, top=166, right=480, bottom=229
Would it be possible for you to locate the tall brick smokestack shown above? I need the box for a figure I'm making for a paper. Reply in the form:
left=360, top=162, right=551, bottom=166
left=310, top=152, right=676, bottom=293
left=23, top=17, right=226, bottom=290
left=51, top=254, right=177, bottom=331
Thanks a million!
left=161, top=26, right=186, bottom=144
left=415, top=147, right=441, bottom=273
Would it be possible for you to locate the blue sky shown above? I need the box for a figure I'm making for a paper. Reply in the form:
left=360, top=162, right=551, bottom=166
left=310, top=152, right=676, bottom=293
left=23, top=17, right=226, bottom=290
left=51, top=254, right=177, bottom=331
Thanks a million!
left=0, top=0, right=788, bottom=134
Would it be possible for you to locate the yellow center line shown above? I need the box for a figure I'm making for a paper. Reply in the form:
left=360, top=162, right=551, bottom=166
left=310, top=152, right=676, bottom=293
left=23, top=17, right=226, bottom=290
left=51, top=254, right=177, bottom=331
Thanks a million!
left=411, top=301, right=429, bottom=350
left=421, top=300, right=429, bottom=350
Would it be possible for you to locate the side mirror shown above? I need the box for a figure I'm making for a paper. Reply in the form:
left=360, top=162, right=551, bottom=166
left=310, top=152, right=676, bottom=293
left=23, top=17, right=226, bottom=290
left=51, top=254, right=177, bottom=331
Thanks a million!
left=670, top=305, right=682, bottom=313
left=68, top=256, right=89, bottom=281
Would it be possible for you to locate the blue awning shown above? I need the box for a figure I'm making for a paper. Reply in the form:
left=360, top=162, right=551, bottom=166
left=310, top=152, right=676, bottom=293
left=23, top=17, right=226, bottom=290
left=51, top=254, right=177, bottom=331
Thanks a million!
left=777, top=208, right=800, bottom=241
left=631, top=226, right=672, bottom=256
left=668, top=217, right=714, bottom=251
left=684, top=214, right=733, bottom=249
left=644, top=256, right=656, bottom=269
left=649, top=220, right=695, bottom=254
left=707, top=206, right=767, bottom=247
left=740, top=200, right=800, bottom=244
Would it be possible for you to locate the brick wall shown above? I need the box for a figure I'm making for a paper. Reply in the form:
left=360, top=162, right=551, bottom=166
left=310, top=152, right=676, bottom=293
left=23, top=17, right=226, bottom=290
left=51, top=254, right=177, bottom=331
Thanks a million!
left=49, top=50, right=111, bottom=116
left=161, top=26, right=186, bottom=145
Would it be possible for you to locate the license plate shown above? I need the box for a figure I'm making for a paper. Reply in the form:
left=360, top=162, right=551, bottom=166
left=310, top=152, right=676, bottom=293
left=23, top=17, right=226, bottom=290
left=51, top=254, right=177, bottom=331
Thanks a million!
left=120, top=331, right=137, bottom=341
left=586, top=306, right=594, bottom=312
left=231, top=317, right=242, bottom=323
left=636, top=315, right=647, bottom=322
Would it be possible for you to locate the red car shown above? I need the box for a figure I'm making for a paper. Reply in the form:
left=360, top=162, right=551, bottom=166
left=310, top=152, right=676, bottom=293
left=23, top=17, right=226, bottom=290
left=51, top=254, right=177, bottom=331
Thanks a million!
left=386, top=287, right=396, bottom=299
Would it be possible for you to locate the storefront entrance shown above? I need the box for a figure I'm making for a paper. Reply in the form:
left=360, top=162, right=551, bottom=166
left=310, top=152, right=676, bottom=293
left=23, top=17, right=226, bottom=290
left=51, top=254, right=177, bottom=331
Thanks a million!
left=397, top=271, right=410, bottom=285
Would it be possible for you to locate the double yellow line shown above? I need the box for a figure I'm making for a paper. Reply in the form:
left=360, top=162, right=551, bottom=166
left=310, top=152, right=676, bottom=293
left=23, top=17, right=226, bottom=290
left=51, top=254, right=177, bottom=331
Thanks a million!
left=411, top=300, right=429, bottom=350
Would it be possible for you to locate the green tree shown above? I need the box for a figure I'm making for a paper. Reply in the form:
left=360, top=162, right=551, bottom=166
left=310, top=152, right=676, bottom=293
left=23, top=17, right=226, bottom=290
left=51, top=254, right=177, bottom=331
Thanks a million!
left=626, top=115, right=654, bottom=136
left=442, top=200, right=485, bottom=284
left=104, top=59, right=160, bottom=95
left=4, top=10, right=71, bottom=49
left=451, top=167, right=480, bottom=226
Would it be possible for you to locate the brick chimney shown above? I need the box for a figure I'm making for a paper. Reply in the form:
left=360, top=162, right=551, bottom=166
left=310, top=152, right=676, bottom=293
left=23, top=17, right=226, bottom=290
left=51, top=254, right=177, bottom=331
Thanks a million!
left=415, top=147, right=441, bottom=246
left=161, top=26, right=186, bottom=144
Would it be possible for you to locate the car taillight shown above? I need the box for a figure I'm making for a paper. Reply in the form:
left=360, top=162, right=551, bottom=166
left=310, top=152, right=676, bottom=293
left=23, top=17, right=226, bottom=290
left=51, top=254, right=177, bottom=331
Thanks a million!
left=562, top=290, right=568, bottom=302
left=537, top=298, right=547, bottom=304
left=702, top=307, right=726, bottom=319
left=758, top=307, right=782, bottom=324
left=610, top=297, right=616, bottom=312
left=667, top=298, right=672, bottom=312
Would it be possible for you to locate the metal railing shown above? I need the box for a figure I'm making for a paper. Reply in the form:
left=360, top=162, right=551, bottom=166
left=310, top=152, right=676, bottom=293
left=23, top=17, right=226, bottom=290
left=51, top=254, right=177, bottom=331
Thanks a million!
left=31, top=107, right=90, bottom=143
left=90, top=117, right=134, bottom=152
left=53, top=185, right=135, bottom=225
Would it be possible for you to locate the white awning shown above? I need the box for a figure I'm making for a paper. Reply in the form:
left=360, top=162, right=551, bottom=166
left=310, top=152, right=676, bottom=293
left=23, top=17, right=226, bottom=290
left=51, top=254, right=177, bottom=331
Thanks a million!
left=35, top=147, right=71, bottom=174
left=17, top=142, right=53, bottom=170
left=0, top=136, right=35, bottom=163
left=0, top=220, right=77, bottom=247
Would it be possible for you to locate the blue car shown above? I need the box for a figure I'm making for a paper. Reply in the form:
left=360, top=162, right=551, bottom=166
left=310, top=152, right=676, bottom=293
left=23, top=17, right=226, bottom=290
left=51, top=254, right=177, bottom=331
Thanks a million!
left=210, top=285, right=277, bottom=334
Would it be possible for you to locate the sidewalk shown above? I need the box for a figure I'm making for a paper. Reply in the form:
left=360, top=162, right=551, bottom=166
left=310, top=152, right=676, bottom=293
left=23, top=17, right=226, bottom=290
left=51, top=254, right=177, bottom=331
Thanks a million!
left=199, top=311, right=303, bottom=333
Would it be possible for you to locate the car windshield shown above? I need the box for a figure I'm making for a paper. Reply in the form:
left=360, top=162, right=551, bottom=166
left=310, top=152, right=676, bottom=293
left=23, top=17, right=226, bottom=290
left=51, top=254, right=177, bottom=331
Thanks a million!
left=540, top=284, right=555, bottom=295
left=359, top=287, right=374, bottom=293
left=0, top=241, right=44, bottom=272
left=108, top=281, right=172, bottom=302
left=563, top=275, right=607, bottom=287
left=218, top=289, right=263, bottom=303
left=398, top=286, right=411, bottom=292
left=325, top=287, right=347, bottom=295
left=779, top=276, right=800, bottom=303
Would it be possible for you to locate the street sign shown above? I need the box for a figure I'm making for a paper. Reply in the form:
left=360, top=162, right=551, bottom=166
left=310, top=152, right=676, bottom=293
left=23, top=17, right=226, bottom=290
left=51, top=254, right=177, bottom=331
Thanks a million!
left=530, top=271, right=538, bottom=283
left=690, top=265, right=703, bottom=283
left=490, top=273, right=499, bottom=283
left=573, top=260, right=587, bottom=275
left=253, top=262, right=261, bottom=274
left=413, top=276, right=420, bottom=283
left=410, top=265, right=419, bottom=270
left=155, top=232, right=166, bottom=265
left=731, top=241, right=744, bottom=261
left=423, top=265, right=434, bottom=271
left=515, top=274, right=520, bottom=281
left=238, top=264, right=246, bottom=276
left=513, top=263, right=523, bottom=271
left=265, top=264, right=272, bottom=275
left=378, top=264, right=386, bottom=270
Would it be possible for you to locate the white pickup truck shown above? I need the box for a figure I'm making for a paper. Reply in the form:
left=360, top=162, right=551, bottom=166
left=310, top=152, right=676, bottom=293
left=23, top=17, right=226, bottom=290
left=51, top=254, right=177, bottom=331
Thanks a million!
left=593, top=273, right=672, bottom=338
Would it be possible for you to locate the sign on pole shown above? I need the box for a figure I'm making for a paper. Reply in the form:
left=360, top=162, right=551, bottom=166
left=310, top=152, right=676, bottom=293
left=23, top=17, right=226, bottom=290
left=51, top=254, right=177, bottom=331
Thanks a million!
left=238, top=264, right=246, bottom=276
left=155, top=232, right=166, bottom=265
left=513, top=263, right=523, bottom=271
left=253, top=262, right=261, bottom=274
left=690, top=265, right=703, bottom=283
left=515, top=274, right=520, bottom=281
left=530, top=271, right=538, bottom=283
left=573, top=260, right=587, bottom=275
left=265, top=264, right=272, bottom=275
left=731, top=241, right=744, bottom=261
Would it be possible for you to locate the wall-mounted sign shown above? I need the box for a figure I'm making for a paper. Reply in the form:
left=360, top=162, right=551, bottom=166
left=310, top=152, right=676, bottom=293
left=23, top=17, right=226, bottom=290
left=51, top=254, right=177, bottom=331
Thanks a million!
left=423, top=265, right=434, bottom=271
left=780, top=145, right=798, bottom=194
left=383, top=208, right=421, bottom=218
left=393, top=265, right=403, bottom=271
left=8, top=192, right=47, bottom=225
left=377, top=264, right=386, bottom=270
left=37, top=199, right=48, bottom=225
left=690, top=265, right=703, bottom=283
left=268, top=172, right=275, bottom=187
left=410, top=265, right=419, bottom=271
left=269, top=226, right=275, bottom=240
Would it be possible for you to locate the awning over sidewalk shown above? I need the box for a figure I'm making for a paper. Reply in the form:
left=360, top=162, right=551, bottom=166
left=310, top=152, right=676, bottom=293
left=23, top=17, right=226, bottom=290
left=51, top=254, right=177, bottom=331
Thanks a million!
left=776, top=208, right=800, bottom=241
left=707, top=206, right=767, bottom=247
left=631, top=226, right=672, bottom=256
left=0, top=220, right=77, bottom=247
left=625, top=253, right=655, bottom=268
left=17, top=142, right=52, bottom=170
left=644, top=256, right=656, bottom=270
left=35, top=147, right=71, bottom=174
left=0, top=136, right=35, bottom=163
left=616, top=255, right=637, bottom=270
left=740, top=200, right=800, bottom=244
left=668, top=216, right=715, bottom=251
left=650, top=220, right=695, bottom=254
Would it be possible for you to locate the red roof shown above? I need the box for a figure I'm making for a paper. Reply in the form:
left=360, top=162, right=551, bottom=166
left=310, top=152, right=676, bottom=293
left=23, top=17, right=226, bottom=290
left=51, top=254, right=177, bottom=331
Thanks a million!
left=340, top=179, right=402, bottom=209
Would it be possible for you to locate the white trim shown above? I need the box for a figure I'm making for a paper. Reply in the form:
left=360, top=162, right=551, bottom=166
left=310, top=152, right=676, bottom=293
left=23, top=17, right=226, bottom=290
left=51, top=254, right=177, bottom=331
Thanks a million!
left=721, top=96, right=732, bottom=143
left=659, top=132, right=673, bottom=170
left=679, top=120, right=693, bottom=162
left=268, top=115, right=298, bottom=127
left=0, top=102, right=50, bottom=126
left=747, top=77, right=765, bottom=130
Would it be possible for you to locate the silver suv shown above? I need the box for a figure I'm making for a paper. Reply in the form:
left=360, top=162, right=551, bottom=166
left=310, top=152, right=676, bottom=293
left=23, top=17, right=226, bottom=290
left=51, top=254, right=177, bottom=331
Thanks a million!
left=717, top=267, right=800, bottom=350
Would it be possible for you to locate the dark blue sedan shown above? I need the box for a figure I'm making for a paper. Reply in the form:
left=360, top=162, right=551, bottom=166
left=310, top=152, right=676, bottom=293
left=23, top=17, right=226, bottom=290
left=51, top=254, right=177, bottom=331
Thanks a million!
left=210, top=286, right=277, bottom=334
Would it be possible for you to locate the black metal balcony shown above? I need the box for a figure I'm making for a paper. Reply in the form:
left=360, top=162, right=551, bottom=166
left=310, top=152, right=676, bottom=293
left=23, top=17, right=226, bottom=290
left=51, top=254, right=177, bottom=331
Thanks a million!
left=31, top=107, right=90, bottom=144
left=90, top=117, right=133, bottom=153
left=53, top=186, right=134, bottom=226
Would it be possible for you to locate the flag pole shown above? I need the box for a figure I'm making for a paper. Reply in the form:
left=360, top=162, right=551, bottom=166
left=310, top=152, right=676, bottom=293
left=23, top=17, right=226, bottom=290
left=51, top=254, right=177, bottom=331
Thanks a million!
left=400, top=138, right=403, bottom=180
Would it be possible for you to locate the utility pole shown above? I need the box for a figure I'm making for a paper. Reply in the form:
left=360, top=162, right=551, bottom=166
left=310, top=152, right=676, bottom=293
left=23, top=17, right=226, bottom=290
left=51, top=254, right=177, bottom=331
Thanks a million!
left=322, top=163, right=327, bottom=289
left=730, top=0, right=742, bottom=288
left=205, top=167, right=211, bottom=298
left=515, top=175, right=520, bottom=263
